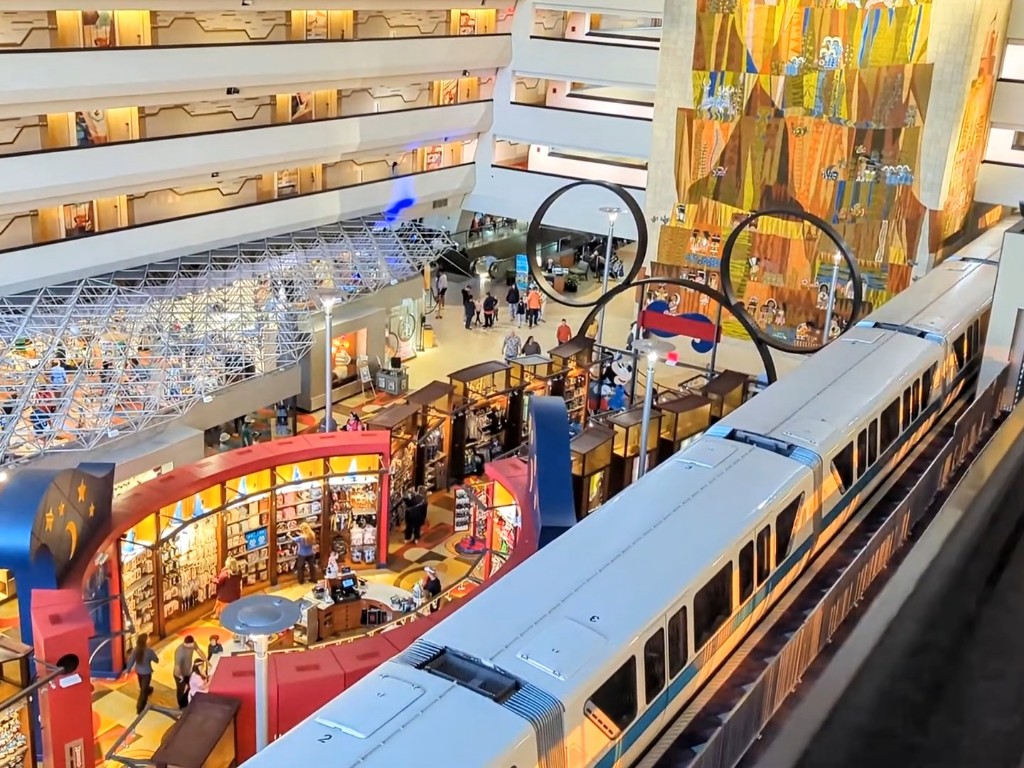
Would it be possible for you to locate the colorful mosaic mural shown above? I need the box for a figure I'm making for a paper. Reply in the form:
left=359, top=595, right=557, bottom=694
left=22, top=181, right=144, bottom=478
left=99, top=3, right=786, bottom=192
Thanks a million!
left=933, top=14, right=1001, bottom=250
left=657, top=0, right=934, bottom=346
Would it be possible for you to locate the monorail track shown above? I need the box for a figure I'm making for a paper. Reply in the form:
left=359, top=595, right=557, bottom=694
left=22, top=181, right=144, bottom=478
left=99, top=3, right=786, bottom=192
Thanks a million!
left=632, top=394, right=986, bottom=768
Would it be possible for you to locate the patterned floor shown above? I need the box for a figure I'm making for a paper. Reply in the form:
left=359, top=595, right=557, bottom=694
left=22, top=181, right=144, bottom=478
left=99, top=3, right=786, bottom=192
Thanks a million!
left=91, top=494, right=473, bottom=766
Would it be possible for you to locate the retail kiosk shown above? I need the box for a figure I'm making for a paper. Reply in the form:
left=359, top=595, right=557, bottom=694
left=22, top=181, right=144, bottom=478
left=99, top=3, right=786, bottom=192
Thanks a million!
left=452, top=477, right=521, bottom=578
left=112, top=434, right=391, bottom=653
left=507, top=354, right=555, bottom=444
left=0, top=636, right=32, bottom=768
left=549, top=338, right=593, bottom=425
left=448, top=361, right=514, bottom=482
left=700, top=370, right=748, bottom=422
left=569, top=426, right=615, bottom=520
left=655, top=394, right=712, bottom=462
left=606, top=406, right=663, bottom=496
left=365, top=402, right=420, bottom=513
left=405, top=381, right=453, bottom=493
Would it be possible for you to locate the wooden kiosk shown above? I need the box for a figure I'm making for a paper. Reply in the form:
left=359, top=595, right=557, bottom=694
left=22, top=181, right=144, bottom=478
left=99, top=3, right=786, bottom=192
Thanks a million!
left=365, top=402, right=420, bottom=510
left=448, top=362, right=514, bottom=482
left=700, top=370, right=747, bottom=422
left=607, top=406, right=662, bottom=496
left=656, top=394, right=712, bottom=462
left=549, top=337, right=593, bottom=425
left=405, top=380, right=454, bottom=492
left=570, top=426, right=614, bottom=520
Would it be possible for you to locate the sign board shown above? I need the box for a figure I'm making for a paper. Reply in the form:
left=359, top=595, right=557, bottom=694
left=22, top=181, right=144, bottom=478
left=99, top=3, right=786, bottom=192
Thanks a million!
left=515, top=253, right=530, bottom=290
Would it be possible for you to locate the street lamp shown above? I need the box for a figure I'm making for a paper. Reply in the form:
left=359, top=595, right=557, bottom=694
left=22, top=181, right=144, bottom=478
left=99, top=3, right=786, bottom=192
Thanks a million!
left=822, top=252, right=842, bottom=345
left=597, top=206, right=622, bottom=346
left=315, top=289, right=343, bottom=431
left=633, top=338, right=674, bottom=479
left=220, top=595, right=301, bottom=753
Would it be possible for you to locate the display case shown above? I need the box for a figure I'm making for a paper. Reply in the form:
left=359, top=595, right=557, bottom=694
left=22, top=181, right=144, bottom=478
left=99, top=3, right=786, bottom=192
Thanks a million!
left=449, top=362, right=513, bottom=482
left=406, top=380, right=453, bottom=492
left=160, top=514, right=221, bottom=632
left=119, top=534, right=157, bottom=644
left=700, top=370, right=748, bottom=422
left=550, top=337, right=594, bottom=425
left=570, top=426, right=615, bottom=520
left=656, top=394, right=712, bottom=462
left=508, top=355, right=555, bottom=443
left=607, top=406, right=663, bottom=496
left=326, top=455, right=383, bottom=570
left=0, top=636, right=32, bottom=768
left=273, top=463, right=325, bottom=582
left=366, top=402, right=420, bottom=512
left=0, top=569, right=14, bottom=604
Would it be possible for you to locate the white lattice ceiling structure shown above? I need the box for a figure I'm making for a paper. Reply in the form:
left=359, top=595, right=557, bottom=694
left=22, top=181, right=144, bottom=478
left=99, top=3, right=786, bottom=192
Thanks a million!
left=0, top=218, right=455, bottom=467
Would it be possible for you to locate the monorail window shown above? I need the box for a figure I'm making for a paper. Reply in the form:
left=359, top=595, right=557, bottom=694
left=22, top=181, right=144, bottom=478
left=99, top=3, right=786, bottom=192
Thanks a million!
left=880, top=400, right=900, bottom=451
left=667, top=607, right=688, bottom=677
left=911, top=379, right=921, bottom=421
left=856, top=429, right=867, bottom=477
left=643, top=630, right=666, bottom=705
left=833, top=442, right=854, bottom=492
left=755, top=525, right=771, bottom=585
left=868, top=421, right=879, bottom=465
left=953, top=333, right=967, bottom=370
left=587, top=657, right=637, bottom=733
left=739, top=541, right=754, bottom=602
left=694, top=563, right=734, bottom=650
left=775, top=496, right=801, bottom=563
left=901, top=388, right=912, bottom=431
left=922, top=366, right=934, bottom=405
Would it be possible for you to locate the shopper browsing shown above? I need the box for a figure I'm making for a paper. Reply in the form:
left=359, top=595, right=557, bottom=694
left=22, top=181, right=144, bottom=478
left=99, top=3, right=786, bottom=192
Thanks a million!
left=292, top=522, right=318, bottom=584
left=403, top=488, right=428, bottom=544
left=126, top=633, right=158, bottom=715
left=433, top=272, right=448, bottom=318
left=212, top=557, right=242, bottom=619
left=188, top=659, right=209, bottom=703
left=173, top=636, right=206, bottom=709
left=502, top=328, right=521, bottom=361
left=522, top=336, right=542, bottom=356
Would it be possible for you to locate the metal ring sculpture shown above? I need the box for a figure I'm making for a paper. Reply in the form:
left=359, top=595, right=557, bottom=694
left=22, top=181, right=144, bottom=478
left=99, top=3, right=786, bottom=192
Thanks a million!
left=577, top=277, right=779, bottom=383
left=525, top=179, right=647, bottom=307
left=719, top=208, right=863, bottom=355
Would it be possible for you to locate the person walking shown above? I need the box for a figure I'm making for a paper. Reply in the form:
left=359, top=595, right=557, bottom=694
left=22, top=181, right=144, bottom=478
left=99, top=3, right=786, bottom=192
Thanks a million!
left=522, top=335, right=542, bottom=355
left=126, top=633, right=158, bottom=714
left=292, top=522, right=318, bottom=584
left=482, top=292, right=498, bottom=328
left=526, top=287, right=542, bottom=328
left=502, top=328, right=521, bottom=361
left=515, top=297, right=526, bottom=327
left=556, top=319, right=573, bottom=344
left=433, top=271, right=447, bottom=318
left=505, top=284, right=521, bottom=322
left=173, top=636, right=206, bottom=709
left=212, top=557, right=242, bottom=619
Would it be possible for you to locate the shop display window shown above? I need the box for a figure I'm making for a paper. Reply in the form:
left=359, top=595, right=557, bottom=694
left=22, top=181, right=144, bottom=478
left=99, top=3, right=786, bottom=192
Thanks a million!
left=160, top=515, right=220, bottom=628
left=327, top=455, right=383, bottom=570
left=0, top=636, right=33, bottom=768
left=450, top=362, right=513, bottom=482
left=274, top=468, right=325, bottom=580
left=223, top=493, right=272, bottom=588
left=570, top=426, right=614, bottom=520
left=365, top=403, right=419, bottom=516
left=120, top=516, right=158, bottom=644
left=225, top=469, right=272, bottom=503
left=551, top=338, right=593, bottom=426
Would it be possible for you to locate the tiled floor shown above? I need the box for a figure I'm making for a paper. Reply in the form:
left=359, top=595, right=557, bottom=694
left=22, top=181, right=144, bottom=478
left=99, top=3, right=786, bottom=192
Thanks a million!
left=92, top=495, right=474, bottom=766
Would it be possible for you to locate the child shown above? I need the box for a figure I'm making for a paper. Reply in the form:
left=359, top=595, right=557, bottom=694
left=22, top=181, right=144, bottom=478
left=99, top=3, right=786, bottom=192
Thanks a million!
left=207, top=635, right=224, bottom=660
left=325, top=552, right=340, bottom=579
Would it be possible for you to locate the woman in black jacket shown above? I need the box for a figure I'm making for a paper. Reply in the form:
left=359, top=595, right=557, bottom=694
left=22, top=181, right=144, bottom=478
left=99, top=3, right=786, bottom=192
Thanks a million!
left=506, top=285, right=520, bottom=322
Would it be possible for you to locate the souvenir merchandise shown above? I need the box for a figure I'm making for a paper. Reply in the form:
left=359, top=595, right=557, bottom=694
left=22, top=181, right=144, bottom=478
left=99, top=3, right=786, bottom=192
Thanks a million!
left=160, top=515, right=220, bottom=623
left=420, top=426, right=447, bottom=491
left=389, top=441, right=415, bottom=507
left=224, top=494, right=271, bottom=587
left=328, top=475, right=381, bottom=569
left=0, top=702, right=28, bottom=768
left=274, top=481, right=324, bottom=577
left=120, top=544, right=156, bottom=640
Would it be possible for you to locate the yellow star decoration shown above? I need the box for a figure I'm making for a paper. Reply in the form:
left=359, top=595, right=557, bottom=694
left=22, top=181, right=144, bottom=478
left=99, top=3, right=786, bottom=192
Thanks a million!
left=44, top=509, right=54, bottom=532
left=88, top=502, right=96, bottom=518
left=58, top=501, right=65, bottom=517
left=76, top=479, right=88, bottom=503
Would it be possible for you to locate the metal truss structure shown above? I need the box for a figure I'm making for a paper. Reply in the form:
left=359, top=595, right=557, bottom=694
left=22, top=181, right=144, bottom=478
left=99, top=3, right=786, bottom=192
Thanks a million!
left=0, top=218, right=455, bottom=467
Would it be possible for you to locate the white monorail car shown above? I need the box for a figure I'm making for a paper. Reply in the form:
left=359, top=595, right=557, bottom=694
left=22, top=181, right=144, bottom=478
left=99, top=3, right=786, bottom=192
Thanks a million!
left=245, top=254, right=997, bottom=768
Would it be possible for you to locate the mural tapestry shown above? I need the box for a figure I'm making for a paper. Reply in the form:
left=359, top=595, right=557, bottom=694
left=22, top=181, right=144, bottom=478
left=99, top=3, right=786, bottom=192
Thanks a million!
left=933, top=16, right=1000, bottom=250
left=658, top=0, right=933, bottom=347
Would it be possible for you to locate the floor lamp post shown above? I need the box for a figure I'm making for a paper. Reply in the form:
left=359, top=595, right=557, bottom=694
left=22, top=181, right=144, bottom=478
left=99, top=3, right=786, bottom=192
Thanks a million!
left=822, top=252, right=842, bottom=345
left=316, top=290, right=341, bottom=431
left=632, top=338, right=673, bottom=479
left=220, top=596, right=301, bottom=753
left=597, top=206, right=622, bottom=347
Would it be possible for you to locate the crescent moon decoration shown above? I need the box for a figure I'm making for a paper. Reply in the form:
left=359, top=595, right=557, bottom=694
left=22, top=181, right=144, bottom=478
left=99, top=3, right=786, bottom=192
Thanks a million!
left=66, top=520, right=78, bottom=560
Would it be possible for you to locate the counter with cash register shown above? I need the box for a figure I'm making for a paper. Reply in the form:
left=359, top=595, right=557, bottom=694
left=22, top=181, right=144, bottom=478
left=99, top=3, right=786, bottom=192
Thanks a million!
left=292, top=572, right=416, bottom=645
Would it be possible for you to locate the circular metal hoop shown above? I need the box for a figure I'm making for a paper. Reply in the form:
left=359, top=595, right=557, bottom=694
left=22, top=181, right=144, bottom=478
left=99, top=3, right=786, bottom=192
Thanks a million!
left=525, top=180, right=648, bottom=308
left=719, top=208, right=863, bottom=355
left=577, top=277, right=779, bottom=384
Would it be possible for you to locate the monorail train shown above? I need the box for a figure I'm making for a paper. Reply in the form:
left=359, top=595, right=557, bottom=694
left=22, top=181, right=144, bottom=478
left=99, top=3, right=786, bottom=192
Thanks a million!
left=245, top=246, right=1000, bottom=768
